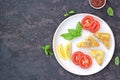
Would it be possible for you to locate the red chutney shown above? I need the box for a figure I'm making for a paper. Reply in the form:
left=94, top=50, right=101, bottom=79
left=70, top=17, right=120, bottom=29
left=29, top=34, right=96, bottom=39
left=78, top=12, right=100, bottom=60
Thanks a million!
left=90, top=0, right=105, bottom=8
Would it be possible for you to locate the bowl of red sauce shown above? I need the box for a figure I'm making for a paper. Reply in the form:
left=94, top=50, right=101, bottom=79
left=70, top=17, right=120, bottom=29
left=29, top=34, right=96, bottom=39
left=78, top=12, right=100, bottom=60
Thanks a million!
left=89, top=0, right=106, bottom=9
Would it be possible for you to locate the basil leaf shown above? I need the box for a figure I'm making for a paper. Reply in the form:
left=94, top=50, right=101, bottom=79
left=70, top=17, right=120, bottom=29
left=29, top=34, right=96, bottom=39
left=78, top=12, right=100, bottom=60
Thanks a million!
left=41, top=46, right=45, bottom=50
left=45, top=45, right=50, bottom=50
left=45, top=50, right=49, bottom=55
left=60, top=22, right=82, bottom=40
left=107, top=7, right=114, bottom=16
left=48, top=50, right=53, bottom=55
left=64, top=13, right=69, bottom=17
left=41, top=45, right=53, bottom=56
left=76, top=22, right=82, bottom=35
left=115, top=56, right=119, bottom=66
left=76, top=32, right=81, bottom=36
left=61, top=33, right=74, bottom=40
left=69, top=10, right=75, bottom=14
left=68, top=29, right=77, bottom=37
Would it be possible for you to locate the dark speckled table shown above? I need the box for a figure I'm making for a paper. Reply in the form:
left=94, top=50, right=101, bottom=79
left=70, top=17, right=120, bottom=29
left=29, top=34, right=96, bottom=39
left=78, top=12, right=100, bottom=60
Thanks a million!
left=0, top=0, right=120, bottom=80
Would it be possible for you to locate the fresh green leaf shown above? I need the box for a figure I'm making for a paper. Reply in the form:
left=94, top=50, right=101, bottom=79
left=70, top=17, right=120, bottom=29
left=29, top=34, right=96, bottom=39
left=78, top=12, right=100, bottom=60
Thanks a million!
left=45, top=45, right=50, bottom=50
left=41, top=46, right=45, bottom=50
left=115, top=56, right=119, bottom=66
left=69, top=10, right=75, bottom=14
left=76, top=22, right=82, bottom=36
left=64, top=9, right=76, bottom=17
left=41, top=45, right=53, bottom=56
left=107, top=7, right=114, bottom=16
left=64, top=13, right=69, bottom=17
left=76, top=32, right=81, bottom=36
left=61, top=33, right=74, bottom=40
left=68, top=29, right=77, bottom=37
left=48, top=50, right=53, bottom=55
left=45, top=50, right=49, bottom=55
left=61, top=22, right=82, bottom=40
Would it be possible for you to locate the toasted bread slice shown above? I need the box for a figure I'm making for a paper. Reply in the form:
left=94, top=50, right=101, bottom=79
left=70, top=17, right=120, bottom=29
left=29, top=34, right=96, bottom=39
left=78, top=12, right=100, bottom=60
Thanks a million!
left=76, top=36, right=99, bottom=48
left=88, top=50, right=105, bottom=66
left=94, top=33, right=110, bottom=49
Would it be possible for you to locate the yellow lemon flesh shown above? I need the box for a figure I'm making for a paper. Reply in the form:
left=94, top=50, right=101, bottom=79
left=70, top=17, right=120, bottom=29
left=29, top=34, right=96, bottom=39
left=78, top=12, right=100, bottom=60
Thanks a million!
left=64, top=42, right=72, bottom=60
left=58, top=42, right=72, bottom=60
left=58, top=44, right=66, bottom=60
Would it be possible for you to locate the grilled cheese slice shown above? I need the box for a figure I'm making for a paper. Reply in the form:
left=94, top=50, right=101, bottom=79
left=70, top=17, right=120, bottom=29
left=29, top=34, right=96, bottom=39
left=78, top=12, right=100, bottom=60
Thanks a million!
left=94, top=33, right=110, bottom=49
left=88, top=50, right=105, bottom=66
left=76, top=36, right=99, bottom=48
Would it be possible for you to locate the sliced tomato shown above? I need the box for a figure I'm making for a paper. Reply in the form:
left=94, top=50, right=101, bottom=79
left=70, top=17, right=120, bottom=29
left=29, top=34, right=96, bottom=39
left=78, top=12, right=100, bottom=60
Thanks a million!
left=89, top=20, right=100, bottom=33
left=79, top=54, right=92, bottom=69
left=72, top=51, right=83, bottom=65
left=81, top=16, right=94, bottom=30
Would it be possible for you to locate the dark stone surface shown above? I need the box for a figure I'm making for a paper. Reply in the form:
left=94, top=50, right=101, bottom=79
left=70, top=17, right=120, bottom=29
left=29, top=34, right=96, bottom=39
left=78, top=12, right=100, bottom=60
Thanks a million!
left=0, top=0, right=120, bottom=80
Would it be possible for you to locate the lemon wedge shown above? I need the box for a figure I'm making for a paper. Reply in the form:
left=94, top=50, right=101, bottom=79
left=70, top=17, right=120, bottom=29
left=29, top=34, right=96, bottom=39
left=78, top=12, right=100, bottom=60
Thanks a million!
left=64, top=42, right=72, bottom=60
left=58, top=42, right=72, bottom=60
left=58, top=44, right=66, bottom=60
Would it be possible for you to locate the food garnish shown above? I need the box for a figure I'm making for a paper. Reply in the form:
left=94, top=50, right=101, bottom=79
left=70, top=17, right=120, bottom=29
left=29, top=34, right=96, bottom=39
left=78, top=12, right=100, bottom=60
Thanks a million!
left=107, top=7, right=114, bottom=16
left=64, top=13, right=69, bottom=17
left=64, top=42, right=72, bottom=60
left=72, top=51, right=92, bottom=69
left=68, top=10, right=75, bottom=14
left=58, top=44, right=66, bottom=60
left=64, top=10, right=76, bottom=17
left=81, top=16, right=94, bottom=30
left=61, top=22, right=82, bottom=40
left=115, top=56, right=119, bottom=66
left=58, top=42, right=72, bottom=60
left=81, top=16, right=100, bottom=33
left=41, top=45, right=53, bottom=56
left=89, top=20, right=100, bottom=33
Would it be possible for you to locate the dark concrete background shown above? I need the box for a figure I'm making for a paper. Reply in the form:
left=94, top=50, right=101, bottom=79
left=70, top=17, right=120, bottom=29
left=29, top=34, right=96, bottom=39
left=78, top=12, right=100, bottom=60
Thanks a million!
left=0, top=0, right=120, bottom=80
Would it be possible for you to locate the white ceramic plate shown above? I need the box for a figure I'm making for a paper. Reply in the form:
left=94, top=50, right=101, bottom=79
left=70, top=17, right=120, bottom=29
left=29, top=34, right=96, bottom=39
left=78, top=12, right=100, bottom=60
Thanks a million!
left=53, top=13, right=115, bottom=75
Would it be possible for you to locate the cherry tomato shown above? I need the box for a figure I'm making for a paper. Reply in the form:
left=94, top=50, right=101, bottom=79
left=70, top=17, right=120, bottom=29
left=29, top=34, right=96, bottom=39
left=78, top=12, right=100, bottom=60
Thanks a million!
left=89, top=20, right=100, bottom=33
left=79, top=54, right=92, bottom=69
left=72, top=51, right=83, bottom=65
left=81, top=16, right=94, bottom=30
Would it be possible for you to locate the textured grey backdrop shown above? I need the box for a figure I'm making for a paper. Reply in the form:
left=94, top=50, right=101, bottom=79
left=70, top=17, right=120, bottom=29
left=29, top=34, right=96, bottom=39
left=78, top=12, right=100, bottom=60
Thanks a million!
left=0, top=0, right=120, bottom=80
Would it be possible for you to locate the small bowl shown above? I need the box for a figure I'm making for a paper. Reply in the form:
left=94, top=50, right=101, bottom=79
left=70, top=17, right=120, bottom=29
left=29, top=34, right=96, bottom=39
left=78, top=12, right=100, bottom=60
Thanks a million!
left=89, top=0, right=106, bottom=9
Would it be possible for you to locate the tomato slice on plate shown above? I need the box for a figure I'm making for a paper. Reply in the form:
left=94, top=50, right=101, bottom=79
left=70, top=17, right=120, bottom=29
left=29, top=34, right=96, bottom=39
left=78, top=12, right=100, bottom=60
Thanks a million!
left=72, top=51, right=92, bottom=69
left=81, top=16, right=94, bottom=30
left=89, top=20, right=100, bottom=33
left=79, top=54, right=92, bottom=69
left=72, top=51, right=83, bottom=65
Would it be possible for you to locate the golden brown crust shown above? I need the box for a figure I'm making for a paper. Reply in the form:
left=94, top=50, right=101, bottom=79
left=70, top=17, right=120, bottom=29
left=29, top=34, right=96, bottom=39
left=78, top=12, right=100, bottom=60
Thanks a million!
left=94, top=33, right=110, bottom=49
left=76, top=36, right=99, bottom=48
left=88, top=50, right=105, bottom=66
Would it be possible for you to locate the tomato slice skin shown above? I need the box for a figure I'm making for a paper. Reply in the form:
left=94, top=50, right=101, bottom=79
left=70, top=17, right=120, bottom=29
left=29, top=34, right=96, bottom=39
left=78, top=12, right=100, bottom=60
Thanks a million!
left=79, top=54, right=92, bottom=69
left=72, top=51, right=92, bottom=69
left=89, top=20, right=100, bottom=33
left=81, top=16, right=94, bottom=30
left=72, top=51, right=84, bottom=65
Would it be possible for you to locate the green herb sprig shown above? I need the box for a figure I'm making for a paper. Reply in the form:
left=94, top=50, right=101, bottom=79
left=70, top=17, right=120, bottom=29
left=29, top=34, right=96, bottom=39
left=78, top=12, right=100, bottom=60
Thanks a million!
left=64, top=10, right=76, bottom=17
left=107, top=7, right=114, bottom=16
left=115, top=56, right=119, bottom=66
left=61, top=22, right=82, bottom=40
left=41, top=45, right=53, bottom=56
